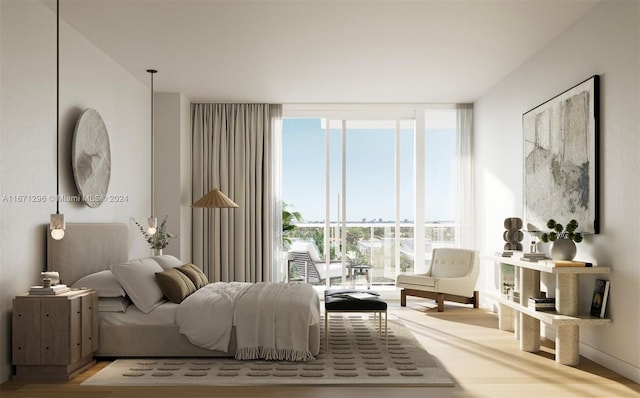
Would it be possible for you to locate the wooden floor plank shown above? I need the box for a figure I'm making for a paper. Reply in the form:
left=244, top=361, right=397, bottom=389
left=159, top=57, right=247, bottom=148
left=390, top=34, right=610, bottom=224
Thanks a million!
left=1, top=299, right=638, bottom=398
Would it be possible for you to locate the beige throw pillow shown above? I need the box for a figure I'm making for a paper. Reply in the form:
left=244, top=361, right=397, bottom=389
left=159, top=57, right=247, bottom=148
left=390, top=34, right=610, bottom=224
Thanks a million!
left=155, top=268, right=197, bottom=304
left=176, top=263, right=209, bottom=289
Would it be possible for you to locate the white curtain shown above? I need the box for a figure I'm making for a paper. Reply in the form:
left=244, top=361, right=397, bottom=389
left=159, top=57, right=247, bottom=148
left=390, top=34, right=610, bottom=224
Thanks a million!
left=192, top=103, right=283, bottom=282
left=456, top=104, right=475, bottom=249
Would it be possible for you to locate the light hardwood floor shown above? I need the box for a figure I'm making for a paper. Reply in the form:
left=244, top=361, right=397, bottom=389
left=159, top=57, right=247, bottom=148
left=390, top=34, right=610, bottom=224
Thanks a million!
left=2, top=299, right=639, bottom=398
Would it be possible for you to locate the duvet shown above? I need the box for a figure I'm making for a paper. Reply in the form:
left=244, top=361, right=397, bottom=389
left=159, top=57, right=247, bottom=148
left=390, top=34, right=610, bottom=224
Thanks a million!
left=175, top=282, right=318, bottom=361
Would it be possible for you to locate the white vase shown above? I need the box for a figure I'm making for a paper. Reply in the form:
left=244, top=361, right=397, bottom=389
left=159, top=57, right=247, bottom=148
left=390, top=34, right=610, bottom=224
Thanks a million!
left=153, top=248, right=163, bottom=256
left=550, top=239, right=576, bottom=261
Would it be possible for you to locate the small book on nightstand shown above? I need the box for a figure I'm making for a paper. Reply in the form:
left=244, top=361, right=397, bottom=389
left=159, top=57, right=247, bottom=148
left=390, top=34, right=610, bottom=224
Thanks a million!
left=29, top=284, right=70, bottom=295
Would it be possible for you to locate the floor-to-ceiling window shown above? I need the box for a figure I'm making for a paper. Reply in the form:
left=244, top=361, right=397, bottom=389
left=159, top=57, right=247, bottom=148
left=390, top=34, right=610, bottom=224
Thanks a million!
left=282, top=106, right=458, bottom=288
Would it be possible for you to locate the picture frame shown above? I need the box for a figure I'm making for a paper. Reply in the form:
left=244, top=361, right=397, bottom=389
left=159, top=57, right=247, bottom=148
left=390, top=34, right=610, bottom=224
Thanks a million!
left=523, top=75, right=599, bottom=234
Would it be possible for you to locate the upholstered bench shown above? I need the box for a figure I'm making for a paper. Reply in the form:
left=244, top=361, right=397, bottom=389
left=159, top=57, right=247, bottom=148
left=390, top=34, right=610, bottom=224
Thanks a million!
left=324, top=289, right=388, bottom=348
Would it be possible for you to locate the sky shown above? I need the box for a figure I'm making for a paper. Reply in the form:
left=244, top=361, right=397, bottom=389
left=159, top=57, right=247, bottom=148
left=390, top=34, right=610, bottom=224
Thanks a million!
left=282, top=115, right=456, bottom=223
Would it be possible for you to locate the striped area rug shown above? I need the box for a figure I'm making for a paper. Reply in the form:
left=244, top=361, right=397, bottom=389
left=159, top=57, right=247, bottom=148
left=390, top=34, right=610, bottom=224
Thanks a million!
left=83, top=315, right=454, bottom=386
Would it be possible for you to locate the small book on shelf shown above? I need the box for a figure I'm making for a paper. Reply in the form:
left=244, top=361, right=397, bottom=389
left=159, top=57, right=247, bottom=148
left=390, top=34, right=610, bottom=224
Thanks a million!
left=520, top=252, right=548, bottom=262
left=495, top=250, right=513, bottom=257
left=590, top=279, right=610, bottom=318
left=528, top=297, right=556, bottom=311
left=29, top=284, right=70, bottom=295
left=542, top=260, right=593, bottom=267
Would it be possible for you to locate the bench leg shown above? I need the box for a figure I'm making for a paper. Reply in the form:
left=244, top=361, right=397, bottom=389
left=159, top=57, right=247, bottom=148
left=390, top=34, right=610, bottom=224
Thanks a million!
left=401, top=289, right=407, bottom=306
left=324, top=311, right=329, bottom=350
left=385, top=310, right=388, bottom=348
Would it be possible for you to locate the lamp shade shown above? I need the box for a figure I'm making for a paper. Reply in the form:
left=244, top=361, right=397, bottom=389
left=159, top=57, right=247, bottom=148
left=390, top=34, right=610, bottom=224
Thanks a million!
left=50, top=213, right=65, bottom=240
left=193, top=189, right=239, bottom=208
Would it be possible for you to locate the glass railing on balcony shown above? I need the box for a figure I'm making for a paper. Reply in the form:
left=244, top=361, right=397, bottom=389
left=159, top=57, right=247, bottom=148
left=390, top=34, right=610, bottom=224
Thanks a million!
left=284, top=221, right=456, bottom=288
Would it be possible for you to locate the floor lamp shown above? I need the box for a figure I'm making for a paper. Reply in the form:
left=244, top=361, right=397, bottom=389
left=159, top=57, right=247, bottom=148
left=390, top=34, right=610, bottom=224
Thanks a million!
left=193, top=189, right=239, bottom=274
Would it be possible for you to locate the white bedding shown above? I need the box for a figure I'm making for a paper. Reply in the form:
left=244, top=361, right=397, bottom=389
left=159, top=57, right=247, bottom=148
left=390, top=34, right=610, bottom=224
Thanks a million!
left=175, top=282, right=320, bottom=357
left=100, top=302, right=179, bottom=326
left=176, top=282, right=251, bottom=352
left=100, top=281, right=321, bottom=357
left=234, top=282, right=317, bottom=361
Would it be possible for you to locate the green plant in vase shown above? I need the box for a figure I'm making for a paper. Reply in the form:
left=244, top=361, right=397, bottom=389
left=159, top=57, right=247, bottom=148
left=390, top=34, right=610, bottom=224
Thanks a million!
left=540, top=219, right=582, bottom=260
left=133, top=215, right=176, bottom=254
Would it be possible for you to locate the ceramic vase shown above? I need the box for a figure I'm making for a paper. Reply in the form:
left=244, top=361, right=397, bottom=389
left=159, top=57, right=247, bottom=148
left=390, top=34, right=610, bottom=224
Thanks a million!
left=550, top=239, right=576, bottom=261
left=153, top=248, right=163, bottom=256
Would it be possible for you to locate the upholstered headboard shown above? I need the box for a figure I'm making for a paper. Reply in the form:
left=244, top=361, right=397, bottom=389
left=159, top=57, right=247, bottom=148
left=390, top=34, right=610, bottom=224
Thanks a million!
left=47, top=223, right=129, bottom=285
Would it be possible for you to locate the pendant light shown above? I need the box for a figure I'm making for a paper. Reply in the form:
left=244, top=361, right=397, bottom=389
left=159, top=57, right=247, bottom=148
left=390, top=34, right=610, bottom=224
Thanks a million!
left=146, top=69, right=158, bottom=235
left=50, top=0, right=64, bottom=240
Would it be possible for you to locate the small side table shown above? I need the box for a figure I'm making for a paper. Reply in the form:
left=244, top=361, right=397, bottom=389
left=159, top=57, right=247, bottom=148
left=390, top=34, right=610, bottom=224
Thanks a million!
left=347, top=264, right=372, bottom=289
left=12, top=289, right=98, bottom=381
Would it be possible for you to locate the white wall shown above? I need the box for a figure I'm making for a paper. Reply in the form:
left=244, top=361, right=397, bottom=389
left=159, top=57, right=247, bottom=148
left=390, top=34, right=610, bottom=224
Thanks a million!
left=475, top=1, right=639, bottom=383
left=155, top=92, right=192, bottom=262
left=0, top=0, right=151, bottom=382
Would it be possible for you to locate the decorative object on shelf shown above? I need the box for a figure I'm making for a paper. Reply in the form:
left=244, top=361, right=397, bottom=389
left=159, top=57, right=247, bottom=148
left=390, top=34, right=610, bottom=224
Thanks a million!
left=540, top=219, right=582, bottom=261
left=502, top=217, right=523, bottom=251
left=49, top=0, right=65, bottom=240
left=146, top=69, right=158, bottom=235
left=41, top=271, right=60, bottom=285
left=72, top=108, right=111, bottom=208
left=134, top=215, right=175, bottom=254
left=550, top=239, right=577, bottom=261
left=501, top=263, right=515, bottom=295
left=523, top=75, right=599, bottom=235
left=590, top=279, right=610, bottom=318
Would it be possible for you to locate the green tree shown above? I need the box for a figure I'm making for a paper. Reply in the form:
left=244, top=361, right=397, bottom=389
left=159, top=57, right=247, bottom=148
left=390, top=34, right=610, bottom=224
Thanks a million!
left=282, top=201, right=303, bottom=245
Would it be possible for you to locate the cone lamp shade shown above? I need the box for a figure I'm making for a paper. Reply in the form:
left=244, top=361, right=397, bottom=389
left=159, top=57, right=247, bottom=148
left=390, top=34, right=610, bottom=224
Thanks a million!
left=193, top=189, right=239, bottom=208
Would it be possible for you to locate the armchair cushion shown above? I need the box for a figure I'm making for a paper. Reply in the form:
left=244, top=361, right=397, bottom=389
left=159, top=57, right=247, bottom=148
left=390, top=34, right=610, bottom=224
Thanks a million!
left=429, top=248, right=475, bottom=278
left=396, top=273, right=436, bottom=289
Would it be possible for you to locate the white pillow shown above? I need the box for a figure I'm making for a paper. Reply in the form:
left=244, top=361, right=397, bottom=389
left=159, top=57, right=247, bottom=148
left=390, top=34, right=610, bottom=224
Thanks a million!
left=72, top=270, right=126, bottom=297
left=152, top=255, right=183, bottom=270
left=110, top=258, right=166, bottom=313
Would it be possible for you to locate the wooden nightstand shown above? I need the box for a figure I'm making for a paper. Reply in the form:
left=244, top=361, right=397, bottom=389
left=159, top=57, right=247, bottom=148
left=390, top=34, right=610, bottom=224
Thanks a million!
left=12, top=289, right=98, bottom=381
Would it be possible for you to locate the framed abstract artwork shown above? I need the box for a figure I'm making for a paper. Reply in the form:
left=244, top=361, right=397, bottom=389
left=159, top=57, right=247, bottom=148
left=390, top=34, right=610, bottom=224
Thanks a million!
left=523, top=75, right=599, bottom=234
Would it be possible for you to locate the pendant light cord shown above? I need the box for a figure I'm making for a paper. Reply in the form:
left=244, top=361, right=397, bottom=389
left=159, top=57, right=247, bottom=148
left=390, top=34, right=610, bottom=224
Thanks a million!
left=147, top=69, right=157, bottom=217
left=56, top=0, right=60, bottom=215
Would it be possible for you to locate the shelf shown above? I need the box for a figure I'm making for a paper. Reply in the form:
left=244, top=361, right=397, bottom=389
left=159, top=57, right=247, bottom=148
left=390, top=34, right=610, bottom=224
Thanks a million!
left=485, top=255, right=611, bottom=275
left=483, top=291, right=611, bottom=327
left=483, top=253, right=612, bottom=365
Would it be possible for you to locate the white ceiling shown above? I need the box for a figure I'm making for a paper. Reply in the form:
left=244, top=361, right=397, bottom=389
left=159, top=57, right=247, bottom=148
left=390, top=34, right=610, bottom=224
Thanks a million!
left=53, top=0, right=599, bottom=103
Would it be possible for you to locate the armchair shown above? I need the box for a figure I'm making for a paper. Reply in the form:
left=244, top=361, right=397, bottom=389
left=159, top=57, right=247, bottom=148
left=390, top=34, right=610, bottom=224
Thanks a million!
left=396, top=248, right=479, bottom=312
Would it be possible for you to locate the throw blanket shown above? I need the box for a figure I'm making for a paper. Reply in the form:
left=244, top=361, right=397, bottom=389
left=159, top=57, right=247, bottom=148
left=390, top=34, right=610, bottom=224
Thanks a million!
left=176, top=282, right=251, bottom=352
left=234, top=282, right=316, bottom=361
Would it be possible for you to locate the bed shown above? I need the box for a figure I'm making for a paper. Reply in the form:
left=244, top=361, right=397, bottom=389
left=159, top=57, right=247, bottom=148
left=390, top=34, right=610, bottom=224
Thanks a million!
left=46, top=223, right=321, bottom=359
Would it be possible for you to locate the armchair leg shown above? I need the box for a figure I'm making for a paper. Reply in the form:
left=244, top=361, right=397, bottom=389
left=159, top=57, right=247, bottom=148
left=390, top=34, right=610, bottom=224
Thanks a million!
left=436, top=293, right=445, bottom=312
left=401, top=289, right=407, bottom=307
left=473, top=290, right=479, bottom=308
